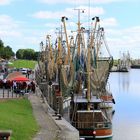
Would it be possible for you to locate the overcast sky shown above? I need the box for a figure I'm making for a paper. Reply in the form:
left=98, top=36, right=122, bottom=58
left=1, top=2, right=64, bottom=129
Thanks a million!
left=0, top=0, right=140, bottom=58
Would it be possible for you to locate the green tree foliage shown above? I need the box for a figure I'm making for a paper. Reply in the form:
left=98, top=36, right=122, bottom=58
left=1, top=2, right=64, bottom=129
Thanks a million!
left=0, top=40, right=4, bottom=57
left=33, top=52, right=40, bottom=60
left=0, top=39, right=15, bottom=59
left=16, top=49, right=39, bottom=60
left=0, top=39, right=4, bottom=50
left=16, top=49, right=26, bottom=59
left=23, top=49, right=35, bottom=60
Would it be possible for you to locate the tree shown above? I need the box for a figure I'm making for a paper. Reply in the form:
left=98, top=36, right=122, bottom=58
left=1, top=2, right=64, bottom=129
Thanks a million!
left=1, top=46, right=15, bottom=59
left=23, top=49, right=35, bottom=60
left=0, top=39, right=4, bottom=50
left=16, top=49, right=38, bottom=60
left=33, top=51, right=40, bottom=60
left=0, top=39, right=15, bottom=59
left=0, top=39, right=4, bottom=57
left=16, top=49, right=25, bottom=59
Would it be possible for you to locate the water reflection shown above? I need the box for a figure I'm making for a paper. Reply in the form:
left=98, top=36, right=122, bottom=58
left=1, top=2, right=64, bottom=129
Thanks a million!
left=118, top=72, right=129, bottom=92
left=109, top=69, right=140, bottom=140
left=76, top=69, right=140, bottom=140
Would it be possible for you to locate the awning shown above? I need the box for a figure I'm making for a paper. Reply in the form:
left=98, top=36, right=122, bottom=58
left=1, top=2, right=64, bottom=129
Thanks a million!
left=6, top=71, right=23, bottom=81
left=12, top=76, right=30, bottom=81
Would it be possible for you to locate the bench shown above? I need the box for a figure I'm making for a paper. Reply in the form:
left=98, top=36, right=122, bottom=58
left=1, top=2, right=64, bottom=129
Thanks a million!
left=0, top=130, right=12, bottom=140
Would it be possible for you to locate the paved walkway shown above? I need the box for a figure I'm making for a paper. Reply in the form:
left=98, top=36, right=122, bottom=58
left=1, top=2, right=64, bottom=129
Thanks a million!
left=29, top=89, right=61, bottom=140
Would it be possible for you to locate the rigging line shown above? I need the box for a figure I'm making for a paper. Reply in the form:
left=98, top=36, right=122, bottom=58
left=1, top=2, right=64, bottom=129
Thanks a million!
left=71, top=96, right=78, bottom=122
left=103, top=34, right=111, bottom=57
left=88, top=0, right=91, bottom=30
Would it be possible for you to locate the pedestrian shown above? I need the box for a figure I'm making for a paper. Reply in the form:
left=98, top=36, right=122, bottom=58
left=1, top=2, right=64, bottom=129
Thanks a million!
left=3, top=79, right=7, bottom=89
left=27, top=69, right=31, bottom=78
left=13, top=81, right=17, bottom=91
left=31, top=80, right=36, bottom=93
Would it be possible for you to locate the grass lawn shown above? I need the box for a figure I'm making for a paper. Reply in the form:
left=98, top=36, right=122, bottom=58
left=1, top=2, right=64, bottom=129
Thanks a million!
left=0, top=99, right=39, bottom=140
left=9, top=59, right=37, bottom=69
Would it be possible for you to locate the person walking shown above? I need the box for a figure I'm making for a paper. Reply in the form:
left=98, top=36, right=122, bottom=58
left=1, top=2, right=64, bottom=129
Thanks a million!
left=31, top=80, right=36, bottom=93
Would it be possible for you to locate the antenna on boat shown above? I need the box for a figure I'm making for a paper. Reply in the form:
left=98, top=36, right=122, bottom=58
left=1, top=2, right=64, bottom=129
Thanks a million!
left=74, top=8, right=85, bottom=56
left=88, top=0, right=91, bottom=30
left=74, top=9, right=84, bottom=27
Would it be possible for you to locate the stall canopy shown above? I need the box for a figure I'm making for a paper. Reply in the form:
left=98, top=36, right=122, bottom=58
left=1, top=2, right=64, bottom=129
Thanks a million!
left=6, top=71, right=23, bottom=81
left=6, top=71, right=30, bottom=81
left=12, top=76, right=30, bottom=81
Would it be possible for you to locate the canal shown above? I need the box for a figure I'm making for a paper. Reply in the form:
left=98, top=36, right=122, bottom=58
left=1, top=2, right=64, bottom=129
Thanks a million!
left=108, top=69, right=140, bottom=140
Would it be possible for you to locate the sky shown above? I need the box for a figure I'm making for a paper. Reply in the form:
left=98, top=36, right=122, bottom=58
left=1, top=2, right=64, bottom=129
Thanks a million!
left=0, top=0, right=140, bottom=59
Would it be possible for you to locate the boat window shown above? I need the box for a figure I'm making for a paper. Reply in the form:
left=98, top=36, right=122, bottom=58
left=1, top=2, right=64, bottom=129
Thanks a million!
left=77, top=103, right=87, bottom=110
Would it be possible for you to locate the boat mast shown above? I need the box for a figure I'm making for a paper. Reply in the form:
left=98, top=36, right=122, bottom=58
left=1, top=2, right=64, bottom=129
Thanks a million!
left=91, top=17, right=100, bottom=49
left=87, top=46, right=91, bottom=111
left=74, top=8, right=84, bottom=56
left=46, top=35, right=51, bottom=58
left=61, top=16, right=70, bottom=64
left=87, top=17, right=100, bottom=111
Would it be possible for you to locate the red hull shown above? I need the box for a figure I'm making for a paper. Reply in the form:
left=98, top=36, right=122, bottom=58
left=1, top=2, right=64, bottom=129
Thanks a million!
left=79, top=127, right=112, bottom=139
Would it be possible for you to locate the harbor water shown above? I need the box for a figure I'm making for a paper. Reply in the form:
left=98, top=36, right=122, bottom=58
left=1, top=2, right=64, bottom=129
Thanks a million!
left=65, top=68, right=140, bottom=140
left=108, top=69, right=140, bottom=140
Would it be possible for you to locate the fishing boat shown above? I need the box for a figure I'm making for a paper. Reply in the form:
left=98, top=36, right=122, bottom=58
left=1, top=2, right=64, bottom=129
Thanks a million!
left=111, top=52, right=130, bottom=72
left=70, top=94, right=112, bottom=139
left=67, top=15, right=113, bottom=139
left=38, top=11, right=114, bottom=139
left=131, top=59, right=140, bottom=69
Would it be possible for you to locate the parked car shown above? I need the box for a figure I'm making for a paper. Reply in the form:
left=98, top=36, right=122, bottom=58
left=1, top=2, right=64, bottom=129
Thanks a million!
left=19, top=68, right=28, bottom=74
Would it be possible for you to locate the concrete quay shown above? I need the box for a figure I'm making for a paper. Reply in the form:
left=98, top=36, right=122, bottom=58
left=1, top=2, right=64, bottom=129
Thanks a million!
left=29, top=86, right=79, bottom=140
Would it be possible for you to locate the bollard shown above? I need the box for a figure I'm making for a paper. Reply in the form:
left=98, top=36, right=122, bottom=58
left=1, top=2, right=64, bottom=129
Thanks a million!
left=3, top=88, right=4, bottom=98
left=55, top=114, right=62, bottom=120
left=52, top=112, right=58, bottom=117
left=58, top=114, right=62, bottom=120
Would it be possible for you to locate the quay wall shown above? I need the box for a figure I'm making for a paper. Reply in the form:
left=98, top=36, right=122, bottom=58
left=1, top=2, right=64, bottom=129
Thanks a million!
left=35, top=74, right=79, bottom=140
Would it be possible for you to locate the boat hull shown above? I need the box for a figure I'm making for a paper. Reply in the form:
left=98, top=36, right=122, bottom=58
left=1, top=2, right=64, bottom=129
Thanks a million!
left=131, top=65, right=140, bottom=69
left=79, top=127, right=112, bottom=139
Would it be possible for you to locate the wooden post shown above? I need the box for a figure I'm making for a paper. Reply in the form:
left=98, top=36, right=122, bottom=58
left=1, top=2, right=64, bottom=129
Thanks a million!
left=3, top=88, right=4, bottom=98
left=8, top=89, right=9, bottom=98
left=12, top=89, right=13, bottom=98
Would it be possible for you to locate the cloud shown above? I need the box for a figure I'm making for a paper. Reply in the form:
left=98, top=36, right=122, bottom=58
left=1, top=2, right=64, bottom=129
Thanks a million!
left=107, top=26, right=140, bottom=45
left=0, top=15, right=19, bottom=29
left=101, top=18, right=118, bottom=27
left=32, top=11, right=58, bottom=19
left=105, top=26, right=140, bottom=58
left=38, top=0, right=123, bottom=5
left=45, top=23, right=61, bottom=29
left=0, top=15, right=23, bottom=43
left=0, top=15, right=22, bottom=38
left=32, top=9, right=77, bottom=20
left=0, top=15, right=24, bottom=51
left=32, top=6, right=104, bottom=20
left=0, top=14, right=49, bottom=52
left=0, top=0, right=13, bottom=5
left=0, top=30, right=21, bottom=37
left=122, top=27, right=140, bottom=47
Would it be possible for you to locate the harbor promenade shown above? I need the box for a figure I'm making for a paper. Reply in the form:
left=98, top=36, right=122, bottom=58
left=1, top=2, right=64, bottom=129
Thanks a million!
left=29, top=89, right=61, bottom=140
left=30, top=86, right=79, bottom=140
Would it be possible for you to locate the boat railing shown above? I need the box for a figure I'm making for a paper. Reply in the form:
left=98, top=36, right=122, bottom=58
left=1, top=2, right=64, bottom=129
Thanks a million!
left=71, top=121, right=111, bottom=129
